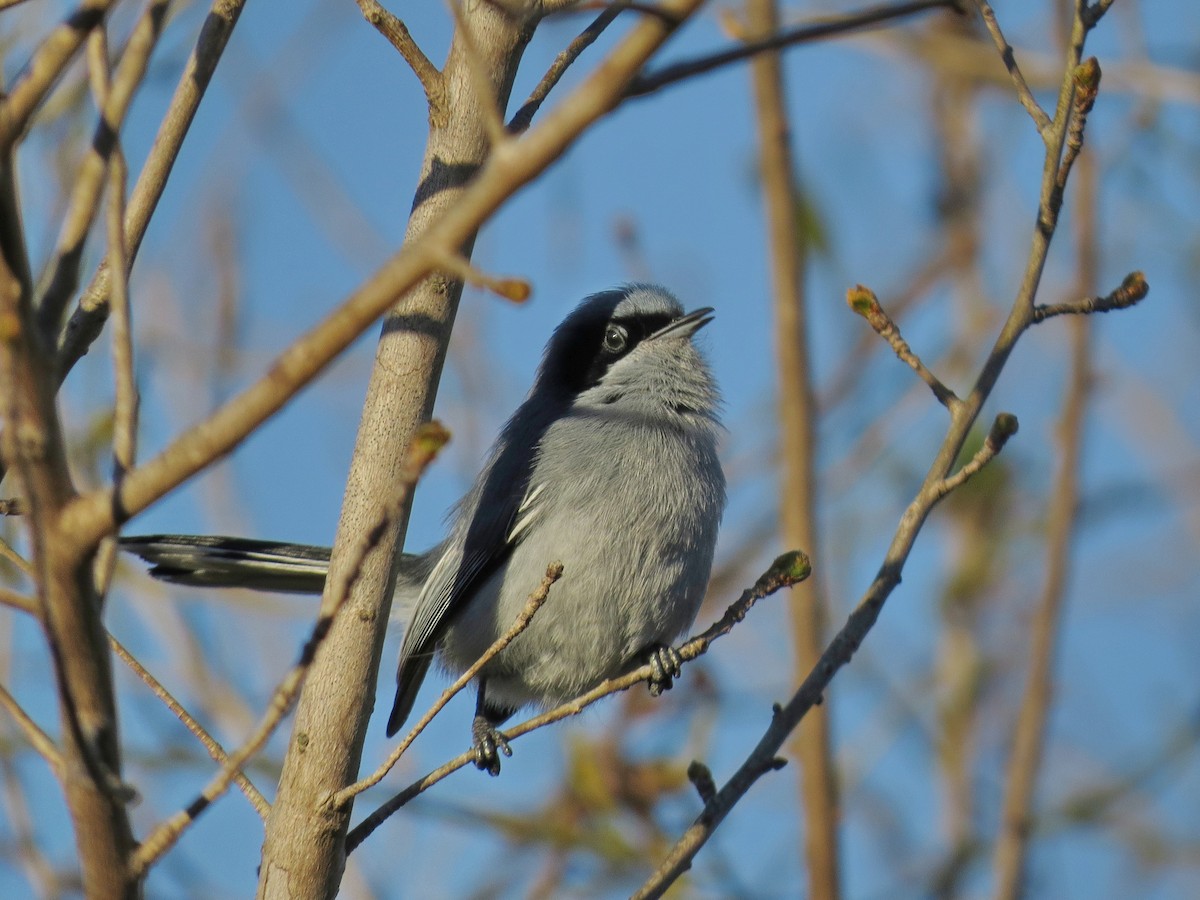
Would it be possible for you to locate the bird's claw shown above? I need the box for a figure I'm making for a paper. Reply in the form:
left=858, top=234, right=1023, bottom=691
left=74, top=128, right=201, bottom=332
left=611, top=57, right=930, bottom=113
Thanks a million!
left=647, top=644, right=683, bottom=697
left=471, top=715, right=512, bottom=777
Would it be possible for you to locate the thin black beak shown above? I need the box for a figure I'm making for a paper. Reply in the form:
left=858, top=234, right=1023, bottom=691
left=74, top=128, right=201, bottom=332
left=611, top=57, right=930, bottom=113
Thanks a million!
left=648, top=307, right=715, bottom=342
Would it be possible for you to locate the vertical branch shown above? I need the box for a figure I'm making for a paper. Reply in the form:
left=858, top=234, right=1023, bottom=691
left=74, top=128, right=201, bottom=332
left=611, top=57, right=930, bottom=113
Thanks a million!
left=745, top=0, right=840, bottom=896
left=0, top=176, right=136, bottom=900
left=992, top=147, right=1096, bottom=900
left=256, top=6, right=536, bottom=896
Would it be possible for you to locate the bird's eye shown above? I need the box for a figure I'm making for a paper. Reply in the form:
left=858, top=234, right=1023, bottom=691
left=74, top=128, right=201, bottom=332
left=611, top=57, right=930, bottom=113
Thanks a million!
left=603, top=324, right=628, bottom=354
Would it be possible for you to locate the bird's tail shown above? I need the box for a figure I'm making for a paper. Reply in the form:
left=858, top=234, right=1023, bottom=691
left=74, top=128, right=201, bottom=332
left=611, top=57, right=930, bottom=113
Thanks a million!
left=120, top=534, right=333, bottom=594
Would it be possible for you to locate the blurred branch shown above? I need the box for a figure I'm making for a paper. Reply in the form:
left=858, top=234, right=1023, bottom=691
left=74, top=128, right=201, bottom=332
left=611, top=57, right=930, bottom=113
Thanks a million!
left=57, top=0, right=704, bottom=557
left=992, top=144, right=1098, bottom=900
left=129, top=422, right=447, bottom=876
left=352, top=0, right=445, bottom=108
left=626, top=0, right=956, bottom=98
left=0, top=0, right=118, bottom=148
left=0, top=587, right=37, bottom=615
left=108, top=635, right=268, bottom=818
left=0, top=682, right=62, bottom=772
left=847, top=284, right=960, bottom=411
left=0, top=148, right=135, bottom=898
left=36, top=0, right=169, bottom=335
left=345, top=551, right=811, bottom=853
left=57, top=0, right=250, bottom=384
left=745, top=0, right=840, bottom=894
left=328, top=561, right=562, bottom=809
left=435, top=251, right=532, bottom=302
left=634, top=1, right=1146, bottom=891
left=0, top=751, right=62, bottom=899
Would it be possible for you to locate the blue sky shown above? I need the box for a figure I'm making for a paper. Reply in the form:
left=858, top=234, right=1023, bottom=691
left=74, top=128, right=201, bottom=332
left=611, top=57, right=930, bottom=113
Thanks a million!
left=3, top=0, right=1198, bottom=896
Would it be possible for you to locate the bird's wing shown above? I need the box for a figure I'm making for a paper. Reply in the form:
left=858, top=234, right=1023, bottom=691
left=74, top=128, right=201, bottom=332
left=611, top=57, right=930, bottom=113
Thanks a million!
left=387, top=469, right=547, bottom=735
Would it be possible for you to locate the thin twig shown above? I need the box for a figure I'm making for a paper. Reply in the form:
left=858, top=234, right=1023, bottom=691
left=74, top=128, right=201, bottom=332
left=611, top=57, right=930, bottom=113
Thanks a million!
left=0, top=588, right=37, bottom=616
left=345, top=551, right=811, bottom=853
left=109, top=634, right=269, bottom=819
left=0, top=682, right=62, bottom=773
left=57, top=0, right=250, bottom=385
left=508, top=4, right=624, bottom=132
left=633, top=0, right=1134, bottom=888
left=0, top=0, right=119, bottom=147
left=37, top=0, right=172, bottom=336
left=971, top=0, right=1052, bottom=136
left=0, top=537, right=33, bottom=576
left=1055, top=58, right=1100, bottom=191
left=626, top=0, right=954, bottom=98
left=353, top=0, right=444, bottom=105
left=1032, top=271, right=1148, bottom=323
left=435, top=251, right=531, bottom=302
left=129, top=423, right=448, bottom=875
left=932, top=414, right=1020, bottom=500
left=847, top=285, right=961, bottom=411
left=328, top=561, right=563, bottom=810
left=58, top=0, right=705, bottom=553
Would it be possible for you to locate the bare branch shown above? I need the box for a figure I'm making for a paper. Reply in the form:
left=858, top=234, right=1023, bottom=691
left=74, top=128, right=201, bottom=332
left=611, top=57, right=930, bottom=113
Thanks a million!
left=847, top=284, right=961, bottom=411
left=0, top=682, right=62, bottom=772
left=508, top=4, right=624, bottom=132
left=328, top=561, right=562, bottom=810
left=435, top=251, right=531, bottom=302
left=353, top=0, right=444, bottom=105
left=447, top=0, right=509, bottom=147
left=0, top=587, right=37, bottom=615
left=932, top=413, right=1019, bottom=500
left=626, top=0, right=955, bottom=98
left=59, top=0, right=704, bottom=555
left=0, top=0, right=119, bottom=148
left=109, top=635, right=268, bottom=819
left=1032, top=271, right=1148, bottom=323
left=746, top=0, right=839, bottom=890
left=345, top=551, right=811, bottom=853
left=57, top=0, right=250, bottom=385
left=970, top=0, right=1052, bottom=136
left=129, top=423, right=447, bottom=875
left=37, top=0, right=172, bottom=337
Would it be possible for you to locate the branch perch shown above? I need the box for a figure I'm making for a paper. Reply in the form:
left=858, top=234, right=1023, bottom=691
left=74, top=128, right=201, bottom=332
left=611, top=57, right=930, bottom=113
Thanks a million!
left=345, top=550, right=811, bottom=853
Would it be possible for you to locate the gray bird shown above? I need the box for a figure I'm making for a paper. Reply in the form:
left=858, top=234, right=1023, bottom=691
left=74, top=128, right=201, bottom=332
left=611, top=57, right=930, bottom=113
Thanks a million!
left=123, top=285, right=726, bottom=775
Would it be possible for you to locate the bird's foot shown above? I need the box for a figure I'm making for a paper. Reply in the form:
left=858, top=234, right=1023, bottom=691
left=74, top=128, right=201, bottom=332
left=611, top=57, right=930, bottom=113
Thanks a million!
left=646, top=644, right=683, bottom=697
left=471, top=714, right=512, bottom=777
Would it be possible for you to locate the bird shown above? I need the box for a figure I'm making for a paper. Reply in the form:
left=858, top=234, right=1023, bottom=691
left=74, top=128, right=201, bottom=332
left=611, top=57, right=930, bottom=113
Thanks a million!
left=123, top=284, right=726, bottom=775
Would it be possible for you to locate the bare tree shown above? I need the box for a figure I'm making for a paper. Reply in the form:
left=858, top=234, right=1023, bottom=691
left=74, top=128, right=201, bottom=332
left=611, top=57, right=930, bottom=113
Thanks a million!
left=0, top=1, right=1186, bottom=897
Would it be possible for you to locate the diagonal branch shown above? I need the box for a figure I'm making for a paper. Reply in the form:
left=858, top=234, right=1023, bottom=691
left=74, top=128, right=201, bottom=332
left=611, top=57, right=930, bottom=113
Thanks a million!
left=352, top=0, right=444, bottom=107
left=328, top=561, right=562, bottom=810
left=508, top=3, right=625, bottom=132
left=626, top=0, right=956, bottom=98
left=129, top=423, right=447, bottom=875
left=0, top=682, right=63, bottom=772
left=970, top=0, right=1052, bottom=135
left=56, top=0, right=250, bottom=386
left=109, top=635, right=268, bottom=818
left=0, top=0, right=119, bottom=148
left=345, top=551, right=811, bottom=853
left=58, top=0, right=705, bottom=555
